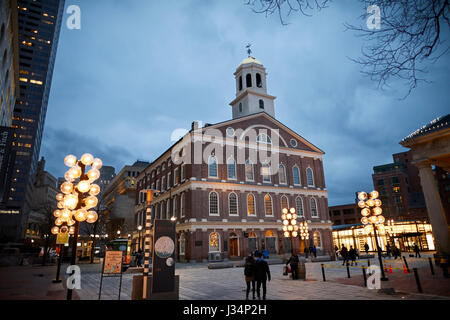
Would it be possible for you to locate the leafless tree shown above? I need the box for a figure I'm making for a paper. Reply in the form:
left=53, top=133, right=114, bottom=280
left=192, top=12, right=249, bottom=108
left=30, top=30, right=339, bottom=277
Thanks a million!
left=79, top=200, right=107, bottom=263
left=345, top=0, right=450, bottom=97
left=35, top=202, right=56, bottom=266
left=245, top=0, right=330, bottom=24
left=246, top=0, right=450, bottom=96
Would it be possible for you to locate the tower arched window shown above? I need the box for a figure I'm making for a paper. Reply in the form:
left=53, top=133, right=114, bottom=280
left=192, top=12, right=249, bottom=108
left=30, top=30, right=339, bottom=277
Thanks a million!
left=256, top=73, right=262, bottom=88
left=208, top=156, right=218, bottom=178
left=239, top=76, right=243, bottom=91
left=209, top=192, right=219, bottom=215
left=259, top=99, right=264, bottom=110
left=306, top=168, right=315, bottom=186
left=264, top=194, right=273, bottom=216
left=293, top=166, right=301, bottom=185
left=229, top=192, right=238, bottom=216
left=310, top=198, right=318, bottom=217
left=247, top=193, right=256, bottom=216
left=279, top=164, right=287, bottom=184
left=246, top=74, right=252, bottom=87
left=281, top=196, right=289, bottom=211
left=295, top=197, right=304, bottom=217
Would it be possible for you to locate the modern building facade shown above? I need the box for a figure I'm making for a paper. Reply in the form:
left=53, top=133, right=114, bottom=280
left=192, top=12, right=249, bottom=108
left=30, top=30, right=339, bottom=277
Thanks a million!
left=103, top=161, right=149, bottom=238
left=135, top=56, right=333, bottom=262
left=0, top=0, right=64, bottom=241
left=328, top=203, right=359, bottom=226
left=372, top=151, right=428, bottom=222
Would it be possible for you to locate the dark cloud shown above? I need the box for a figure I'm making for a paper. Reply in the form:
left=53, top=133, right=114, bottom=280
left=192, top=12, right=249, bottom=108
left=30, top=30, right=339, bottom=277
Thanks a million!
left=41, top=0, right=450, bottom=205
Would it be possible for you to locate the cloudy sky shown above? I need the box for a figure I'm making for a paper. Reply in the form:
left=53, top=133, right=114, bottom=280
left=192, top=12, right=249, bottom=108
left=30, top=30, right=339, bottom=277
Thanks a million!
left=40, top=0, right=450, bottom=206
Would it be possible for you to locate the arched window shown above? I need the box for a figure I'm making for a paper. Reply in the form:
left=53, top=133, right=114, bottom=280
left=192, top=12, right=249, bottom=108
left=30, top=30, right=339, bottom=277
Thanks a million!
left=257, top=133, right=272, bottom=144
left=265, top=230, right=275, bottom=237
left=208, top=156, right=218, bottom=178
left=256, top=73, right=262, bottom=88
left=264, top=194, right=273, bottom=216
left=209, top=192, right=219, bottom=215
left=209, top=232, right=220, bottom=252
left=165, top=200, right=170, bottom=220
left=313, top=231, right=322, bottom=248
left=306, top=168, right=315, bottom=186
left=229, top=192, right=238, bottom=215
left=245, top=160, right=254, bottom=181
left=281, top=196, right=289, bottom=211
left=239, top=103, right=243, bottom=113
left=279, top=164, right=287, bottom=184
left=261, top=162, right=271, bottom=183
left=180, top=193, right=185, bottom=218
left=296, top=197, right=304, bottom=217
left=247, top=193, right=256, bottom=216
left=246, top=73, right=252, bottom=87
left=181, top=164, right=186, bottom=180
left=259, top=99, right=264, bottom=109
left=239, top=76, right=243, bottom=91
left=227, top=157, right=236, bottom=179
left=293, top=166, right=301, bottom=185
left=161, top=176, right=165, bottom=191
left=179, top=233, right=186, bottom=255
left=311, top=198, right=318, bottom=217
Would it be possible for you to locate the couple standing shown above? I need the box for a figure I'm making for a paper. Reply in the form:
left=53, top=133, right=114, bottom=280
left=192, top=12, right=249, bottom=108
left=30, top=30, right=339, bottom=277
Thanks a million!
left=244, top=253, right=271, bottom=300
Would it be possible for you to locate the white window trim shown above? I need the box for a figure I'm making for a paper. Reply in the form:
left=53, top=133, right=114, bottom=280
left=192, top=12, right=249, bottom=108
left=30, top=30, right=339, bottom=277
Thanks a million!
left=209, top=191, right=220, bottom=216
left=313, top=231, right=322, bottom=249
left=306, top=167, right=315, bottom=187
left=245, top=160, right=255, bottom=182
left=228, top=192, right=239, bottom=216
left=279, top=164, right=287, bottom=185
left=296, top=196, right=304, bottom=217
left=293, top=166, right=301, bottom=186
left=174, top=167, right=179, bottom=185
left=247, top=193, right=256, bottom=216
left=180, top=194, right=185, bottom=218
left=227, top=157, right=237, bottom=181
left=208, top=156, right=219, bottom=179
left=311, top=197, right=319, bottom=218
left=262, top=164, right=272, bottom=184
left=264, top=194, right=274, bottom=217
left=281, top=195, right=289, bottom=211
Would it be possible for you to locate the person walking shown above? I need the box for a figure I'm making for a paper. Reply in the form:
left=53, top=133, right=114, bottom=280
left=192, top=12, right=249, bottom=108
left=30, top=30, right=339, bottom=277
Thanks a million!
left=286, top=253, right=300, bottom=280
left=413, top=244, right=421, bottom=258
left=349, top=246, right=357, bottom=266
left=254, top=253, right=271, bottom=300
left=244, top=255, right=256, bottom=300
left=364, top=243, right=369, bottom=255
left=304, top=246, right=309, bottom=259
left=340, top=244, right=348, bottom=266
left=312, top=246, right=317, bottom=258
left=393, top=246, right=400, bottom=260
left=386, top=243, right=391, bottom=258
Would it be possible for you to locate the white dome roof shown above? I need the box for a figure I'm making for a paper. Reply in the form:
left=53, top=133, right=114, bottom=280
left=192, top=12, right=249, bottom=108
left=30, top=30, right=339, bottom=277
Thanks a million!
left=239, top=56, right=263, bottom=66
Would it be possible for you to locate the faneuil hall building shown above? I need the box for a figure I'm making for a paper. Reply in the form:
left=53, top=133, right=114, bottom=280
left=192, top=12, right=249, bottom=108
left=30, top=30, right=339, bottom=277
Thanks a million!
left=134, top=55, right=333, bottom=262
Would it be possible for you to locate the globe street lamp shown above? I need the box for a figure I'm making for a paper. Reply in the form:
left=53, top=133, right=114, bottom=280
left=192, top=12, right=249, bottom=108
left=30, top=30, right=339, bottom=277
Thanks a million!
left=52, top=153, right=102, bottom=300
left=299, top=220, right=310, bottom=255
left=358, top=190, right=388, bottom=281
left=282, top=208, right=299, bottom=254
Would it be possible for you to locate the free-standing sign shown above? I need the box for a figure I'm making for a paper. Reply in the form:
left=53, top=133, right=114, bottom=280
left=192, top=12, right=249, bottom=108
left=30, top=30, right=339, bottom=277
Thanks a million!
left=56, top=233, right=69, bottom=245
left=98, top=251, right=123, bottom=300
left=151, top=219, right=176, bottom=294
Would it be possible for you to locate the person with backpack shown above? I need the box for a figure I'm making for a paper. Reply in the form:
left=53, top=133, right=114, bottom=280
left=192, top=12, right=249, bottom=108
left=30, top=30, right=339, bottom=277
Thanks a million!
left=254, top=252, right=271, bottom=300
left=312, top=246, right=317, bottom=258
left=286, top=253, right=300, bottom=280
left=340, top=244, right=349, bottom=266
left=349, top=245, right=357, bottom=266
left=244, top=255, right=256, bottom=300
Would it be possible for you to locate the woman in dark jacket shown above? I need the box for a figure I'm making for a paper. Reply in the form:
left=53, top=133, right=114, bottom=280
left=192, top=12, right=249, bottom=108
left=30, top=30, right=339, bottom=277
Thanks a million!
left=244, top=255, right=256, bottom=300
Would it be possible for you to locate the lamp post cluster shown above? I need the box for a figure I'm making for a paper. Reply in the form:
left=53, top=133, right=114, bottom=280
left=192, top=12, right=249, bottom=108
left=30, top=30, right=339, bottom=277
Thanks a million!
left=53, top=153, right=103, bottom=299
left=358, top=190, right=388, bottom=281
left=282, top=208, right=298, bottom=254
left=299, top=221, right=309, bottom=241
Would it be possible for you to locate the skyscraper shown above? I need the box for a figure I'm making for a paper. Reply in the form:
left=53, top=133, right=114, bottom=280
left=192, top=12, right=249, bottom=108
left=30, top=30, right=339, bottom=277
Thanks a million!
left=0, top=0, right=65, bottom=241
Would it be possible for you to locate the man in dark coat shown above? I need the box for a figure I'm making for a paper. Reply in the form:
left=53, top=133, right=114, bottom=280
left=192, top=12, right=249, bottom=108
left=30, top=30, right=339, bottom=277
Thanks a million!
left=254, top=253, right=271, bottom=300
left=286, top=253, right=299, bottom=280
left=348, top=246, right=357, bottom=266
left=414, top=244, right=421, bottom=258
left=364, top=243, right=369, bottom=255
left=340, top=244, right=349, bottom=266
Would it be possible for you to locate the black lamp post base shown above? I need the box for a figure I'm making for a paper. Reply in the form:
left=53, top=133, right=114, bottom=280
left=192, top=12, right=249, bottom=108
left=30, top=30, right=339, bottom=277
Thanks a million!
left=52, top=279, right=62, bottom=283
left=381, top=277, right=389, bottom=281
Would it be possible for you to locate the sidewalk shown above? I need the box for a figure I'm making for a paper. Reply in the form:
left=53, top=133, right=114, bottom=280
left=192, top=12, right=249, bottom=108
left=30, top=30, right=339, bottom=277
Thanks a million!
left=0, top=265, right=80, bottom=300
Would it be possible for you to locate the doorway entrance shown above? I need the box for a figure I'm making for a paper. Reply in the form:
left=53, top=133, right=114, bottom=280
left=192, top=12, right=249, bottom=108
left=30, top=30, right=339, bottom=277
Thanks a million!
left=229, top=232, right=239, bottom=257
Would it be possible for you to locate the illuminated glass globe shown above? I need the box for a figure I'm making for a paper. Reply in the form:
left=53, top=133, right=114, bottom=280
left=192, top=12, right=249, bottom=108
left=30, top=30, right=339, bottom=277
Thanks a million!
left=358, top=201, right=366, bottom=208
left=292, top=214, right=298, bottom=220
left=377, top=216, right=385, bottom=224
left=63, top=194, right=78, bottom=210
left=291, top=219, right=297, bottom=225
left=69, top=226, right=75, bottom=235
left=286, top=213, right=292, bottom=220
left=55, top=218, right=63, bottom=226
left=51, top=226, right=59, bottom=235
left=283, top=220, right=289, bottom=226
left=67, top=219, right=76, bottom=227
left=361, top=217, right=369, bottom=225
left=282, top=226, right=288, bottom=232
left=77, top=180, right=91, bottom=193
left=293, top=225, right=299, bottom=231
left=282, top=208, right=288, bottom=214
left=57, top=201, right=64, bottom=209
left=290, top=208, right=296, bottom=214
left=374, top=199, right=382, bottom=207
left=86, top=211, right=98, bottom=224
left=64, top=155, right=77, bottom=167
left=74, top=209, right=87, bottom=222
left=64, top=171, right=75, bottom=182
left=53, top=210, right=61, bottom=218
left=366, top=199, right=375, bottom=207
left=358, top=192, right=367, bottom=201
left=288, top=225, right=293, bottom=231
left=281, top=214, right=287, bottom=220
left=87, top=168, right=100, bottom=181
left=56, top=193, right=64, bottom=201
left=370, top=190, right=379, bottom=199
left=61, top=182, right=73, bottom=195
left=60, top=209, right=71, bottom=222
left=361, top=208, right=371, bottom=217
left=284, top=231, right=290, bottom=238
left=89, top=184, right=101, bottom=196
left=84, top=196, right=98, bottom=209
left=69, top=166, right=82, bottom=179
left=370, top=215, right=378, bottom=224
left=60, top=226, right=69, bottom=234
left=81, top=153, right=94, bottom=166
left=92, top=158, right=103, bottom=170
left=292, top=231, right=298, bottom=237
left=373, top=207, right=383, bottom=215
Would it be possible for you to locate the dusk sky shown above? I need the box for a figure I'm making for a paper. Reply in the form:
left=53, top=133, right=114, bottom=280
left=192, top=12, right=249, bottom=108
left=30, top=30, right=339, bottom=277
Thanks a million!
left=40, top=0, right=450, bottom=206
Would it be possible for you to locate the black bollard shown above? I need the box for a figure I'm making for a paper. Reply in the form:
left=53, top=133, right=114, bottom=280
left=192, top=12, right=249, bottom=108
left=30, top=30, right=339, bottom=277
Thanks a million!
left=346, top=262, right=351, bottom=278
left=321, top=264, right=326, bottom=282
left=413, top=268, right=423, bottom=293
left=428, top=258, right=435, bottom=275
left=362, top=266, right=367, bottom=287
left=402, top=256, right=410, bottom=273
left=367, top=259, right=370, bottom=267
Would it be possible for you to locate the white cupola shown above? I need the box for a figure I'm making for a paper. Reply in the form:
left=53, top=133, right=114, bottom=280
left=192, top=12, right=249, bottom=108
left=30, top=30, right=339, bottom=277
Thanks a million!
left=229, top=53, right=276, bottom=119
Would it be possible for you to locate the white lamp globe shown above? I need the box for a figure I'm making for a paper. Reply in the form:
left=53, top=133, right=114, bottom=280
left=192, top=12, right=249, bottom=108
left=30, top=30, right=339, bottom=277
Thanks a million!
left=87, top=168, right=100, bottom=181
left=54, top=210, right=61, bottom=218
left=57, top=201, right=64, bottom=209
left=64, top=171, right=75, bottom=182
left=370, top=191, right=379, bottom=199
left=69, top=166, right=82, bottom=179
left=81, top=153, right=94, bottom=166
left=61, top=182, right=73, bottom=195
left=282, top=208, right=288, bottom=214
left=292, top=231, right=298, bottom=238
left=63, top=194, right=78, bottom=210
left=284, top=232, right=290, bottom=238
left=361, top=208, right=371, bottom=217
left=74, top=209, right=87, bottom=222
left=77, top=180, right=91, bottom=193
left=358, top=192, right=368, bottom=201
left=84, top=196, right=98, bottom=209
left=283, top=220, right=289, bottom=226
left=358, top=201, right=366, bottom=208
left=55, top=218, right=63, bottom=226
left=64, top=155, right=77, bottom=167
left=282, top=226, right=288, bottom=232
left=89, top=184, right=101, bottom=196
left=69, top=227, right=75, bottom=235
left=86, top=211, right=98, bottom=224
left=92, top=158, right=103, bottom=170
left=56, top=193, right=64, bottom=201
left=67, top=219, right=76, bottom=227
left=51, top=226, right=60, bottom=235
left=290, top=208, right=296, bottom=214
left=373, top=207, right=383, bottom=216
